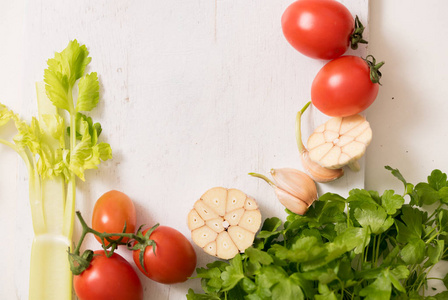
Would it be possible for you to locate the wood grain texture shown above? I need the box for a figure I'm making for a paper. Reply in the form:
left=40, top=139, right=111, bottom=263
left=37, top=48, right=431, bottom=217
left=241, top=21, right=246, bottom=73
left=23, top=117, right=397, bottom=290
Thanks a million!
left=1, top=0, right=369, bottom=299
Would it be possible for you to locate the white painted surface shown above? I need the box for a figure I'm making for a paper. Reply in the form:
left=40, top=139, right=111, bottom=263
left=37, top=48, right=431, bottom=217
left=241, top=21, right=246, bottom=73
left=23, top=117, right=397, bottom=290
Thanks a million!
left=0, top=0, right=443, bottom=299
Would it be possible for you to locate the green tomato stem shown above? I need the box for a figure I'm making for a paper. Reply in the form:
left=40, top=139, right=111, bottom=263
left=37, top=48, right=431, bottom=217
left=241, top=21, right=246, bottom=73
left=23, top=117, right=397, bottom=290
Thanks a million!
left=69, top=211, right=159, bottom=275
left=350, top=15, right=368, bottom=50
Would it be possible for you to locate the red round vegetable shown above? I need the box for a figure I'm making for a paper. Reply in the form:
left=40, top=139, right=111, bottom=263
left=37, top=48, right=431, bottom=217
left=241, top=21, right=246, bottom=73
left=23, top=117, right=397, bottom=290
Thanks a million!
left=281, top=0, right=365, bottom=60
left=92, top=190, right=137, bottom=245
left=132, top=225, right=197, bottom=284
left=73, top=251, right=143, bottom=300
left=311, top=55, right=383, bottom=117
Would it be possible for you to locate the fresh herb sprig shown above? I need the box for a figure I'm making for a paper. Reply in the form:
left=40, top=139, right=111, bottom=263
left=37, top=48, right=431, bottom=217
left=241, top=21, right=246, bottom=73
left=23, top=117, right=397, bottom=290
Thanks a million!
left=187, top=167, right=448, bottom=300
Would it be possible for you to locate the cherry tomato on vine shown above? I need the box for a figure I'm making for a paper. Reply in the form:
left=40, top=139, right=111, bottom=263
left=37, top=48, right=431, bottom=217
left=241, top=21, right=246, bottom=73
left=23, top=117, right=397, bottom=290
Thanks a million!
left=73, top=251, right=143, bottom=300
left=281, top=0, right=366, bottom=60
left=311, top=55, right=383, bottom=117
left=132, top=225, right=197, bottom=284
left=92, top=190, right=137, bottom=245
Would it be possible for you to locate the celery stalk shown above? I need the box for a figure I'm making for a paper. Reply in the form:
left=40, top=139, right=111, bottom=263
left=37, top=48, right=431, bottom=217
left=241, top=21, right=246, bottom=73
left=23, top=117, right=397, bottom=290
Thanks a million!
left=28, top=84, right=73, bottom=299
left=0, top=41, right=112, bottom=300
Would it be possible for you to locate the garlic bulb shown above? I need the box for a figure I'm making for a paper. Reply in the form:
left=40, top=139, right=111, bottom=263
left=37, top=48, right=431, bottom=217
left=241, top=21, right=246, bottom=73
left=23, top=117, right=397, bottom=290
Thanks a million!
left=296, top=102, right=344, bottom=182
left=249, top=168, right=317, bottom=215
left=307, top=114, right=372, bottom=171
left=187, top=187, right=262, bottom=260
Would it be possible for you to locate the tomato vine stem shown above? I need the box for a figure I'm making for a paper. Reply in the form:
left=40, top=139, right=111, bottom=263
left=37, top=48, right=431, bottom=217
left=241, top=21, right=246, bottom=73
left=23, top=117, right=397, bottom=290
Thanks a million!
left=68, top=211, right=159, bottom=275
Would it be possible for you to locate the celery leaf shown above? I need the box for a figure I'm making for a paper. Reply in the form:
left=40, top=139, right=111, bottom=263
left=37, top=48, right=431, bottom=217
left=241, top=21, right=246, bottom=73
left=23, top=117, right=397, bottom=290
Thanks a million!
left=76, top=72, right=99, bottom=112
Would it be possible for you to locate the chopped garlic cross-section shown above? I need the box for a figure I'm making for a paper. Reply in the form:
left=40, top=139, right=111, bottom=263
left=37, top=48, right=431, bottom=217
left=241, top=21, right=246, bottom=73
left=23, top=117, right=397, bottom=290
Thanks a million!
left=188, top=187, right=261, bottom=260
left=307, top=114, right=372, bottom=171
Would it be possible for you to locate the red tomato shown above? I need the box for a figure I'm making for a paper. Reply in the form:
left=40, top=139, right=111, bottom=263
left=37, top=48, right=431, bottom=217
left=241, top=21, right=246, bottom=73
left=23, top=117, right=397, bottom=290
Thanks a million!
left=133, top=226, right=197, bottom=284
left=281, top=0, right=355, bottom=60
left=92, top=190, right=136, bottom=245
left=311, top=55, right=380, bottom=117
left=74, top=251, right=143, bottom=300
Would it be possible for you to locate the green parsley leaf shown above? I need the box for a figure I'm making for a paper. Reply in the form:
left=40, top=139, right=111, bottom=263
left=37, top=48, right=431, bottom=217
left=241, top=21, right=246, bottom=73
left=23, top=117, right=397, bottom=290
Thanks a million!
left=359, top=270, right=392, bottom=300
left=400, top=239, right=426, bottom=264
left=396, top=205, right=423, bottom=243
left=221, top=254, right=245, bottom=291
left=354, top=202, right=394, bottom=234
left=381, top=190, right=405, bottom=215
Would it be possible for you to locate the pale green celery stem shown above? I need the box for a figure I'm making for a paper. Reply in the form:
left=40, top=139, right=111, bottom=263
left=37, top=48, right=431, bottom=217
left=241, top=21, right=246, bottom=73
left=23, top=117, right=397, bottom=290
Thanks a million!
left=0, top=138, right=48, bottom=234
left=28, top=82, right=73, bottom=300
left=63, top=85, right=76, bottom=238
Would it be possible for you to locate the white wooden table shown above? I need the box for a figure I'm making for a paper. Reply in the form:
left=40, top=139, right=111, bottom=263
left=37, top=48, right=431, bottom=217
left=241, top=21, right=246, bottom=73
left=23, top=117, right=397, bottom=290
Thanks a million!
left=1, top=0, right=447, bottom=299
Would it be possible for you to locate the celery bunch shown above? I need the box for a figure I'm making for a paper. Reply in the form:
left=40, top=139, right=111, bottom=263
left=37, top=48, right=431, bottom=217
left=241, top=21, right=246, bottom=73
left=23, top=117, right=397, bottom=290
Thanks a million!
left=0, top=40, right=112, bottom=300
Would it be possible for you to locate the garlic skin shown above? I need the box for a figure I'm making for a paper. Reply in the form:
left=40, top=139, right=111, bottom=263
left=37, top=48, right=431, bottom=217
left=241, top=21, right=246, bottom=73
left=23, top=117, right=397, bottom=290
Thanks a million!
left=273, top=186, right=309, bottom=215
left=296, top=101, right=344, bottom=182
left=270, top=168, right=317, bottom=206
left=249, top=168, right=318, bottom=215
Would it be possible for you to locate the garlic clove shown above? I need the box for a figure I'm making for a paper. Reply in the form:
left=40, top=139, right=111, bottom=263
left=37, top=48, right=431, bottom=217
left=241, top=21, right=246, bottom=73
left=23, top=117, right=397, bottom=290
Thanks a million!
left=201, top=187, right=227, bottom=216
left=301, top=151, right=344, bottom=183
left=194, top=200, right=219, bottom=221
left=274, top=187, right=309, bottom=215
left=216, top=231, right=239, bottom=260
left=206, top=217, right=225, bottom=233
left=244, top=197, right=258, bottom=210
left=296, top=101, right=344, bottom=182
left=224, top=208, right=245, bottom=226
left=227, top=226, right=255, bottom=252
left=191, top=226, right=218, bottom=248
left=238, top=209, right=262, bottom=233
left=226, top=188, right=247, bottom=212
left=203, top=241, right=217, bottom=256
left=270, top=168, right=317, bottom=206
left=187, top=209, right=205, bottom=231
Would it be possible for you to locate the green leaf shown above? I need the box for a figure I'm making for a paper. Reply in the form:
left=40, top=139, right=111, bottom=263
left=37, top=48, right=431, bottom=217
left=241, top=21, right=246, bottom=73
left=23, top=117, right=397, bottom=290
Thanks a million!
left=76, top=72, right=100, bottom=112
left=186, top=289, right=221, bottom=300
left=425, top=240, right=444, bottom=267
left=432, top=291, right=448, bottom=300
left=41, top=114, right=65, bottom=147
left=443, top=272, right=448, bottom=289
left=400, top=239, right=426, bottom=264
left=396, top=205, right=423, bottom=243
left=385, top=166, right=407, bottom=189
left=354, top=202, right=394, bottom=234
left=381, top=190, right=405, bottom=215
left=68, top=119, right=112, bottom=180
left=389, top=265, right=410, bottom=293
left=44, top=40, right=91, bottom=112
left=271, top=277, right=304, bottom=300
left=0, top=104, right=13, bottom=126
left=347, top=188, right=378, bottom=205
left=221, top=254, right=245, bottom=291
left=428, top=169, right=448, bottom=190
left=315, top=284, right=338, bottom=300
left=271, top=236, right=326, bottom=263
left=245, top=247, right=273, bottom=266
left=359, top=271, right=391, bottom=300
left=415, top=182, right=440, bottom=206
left=240, top=277, right=256, bottom=294
left=439, top=187, right=448, bottom=204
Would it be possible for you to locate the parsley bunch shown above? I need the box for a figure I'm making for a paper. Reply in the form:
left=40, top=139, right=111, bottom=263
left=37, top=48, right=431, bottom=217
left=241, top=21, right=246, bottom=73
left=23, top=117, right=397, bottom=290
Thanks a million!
left=187, top=167, right=448, bottom=299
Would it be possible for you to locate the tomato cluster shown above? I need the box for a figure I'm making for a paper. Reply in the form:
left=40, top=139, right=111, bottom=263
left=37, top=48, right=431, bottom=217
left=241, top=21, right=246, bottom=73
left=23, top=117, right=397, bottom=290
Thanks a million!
left=73, top=190, right=197, bottom=300
left=281, top=0, right=383, bottom=116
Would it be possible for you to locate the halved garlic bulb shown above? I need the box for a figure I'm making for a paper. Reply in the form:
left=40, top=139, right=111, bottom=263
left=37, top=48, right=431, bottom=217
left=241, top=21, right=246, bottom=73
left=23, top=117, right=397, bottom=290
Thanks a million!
left=187, top=187, right=261, bottom=260
left=307, top=114, right=372, bottom=171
